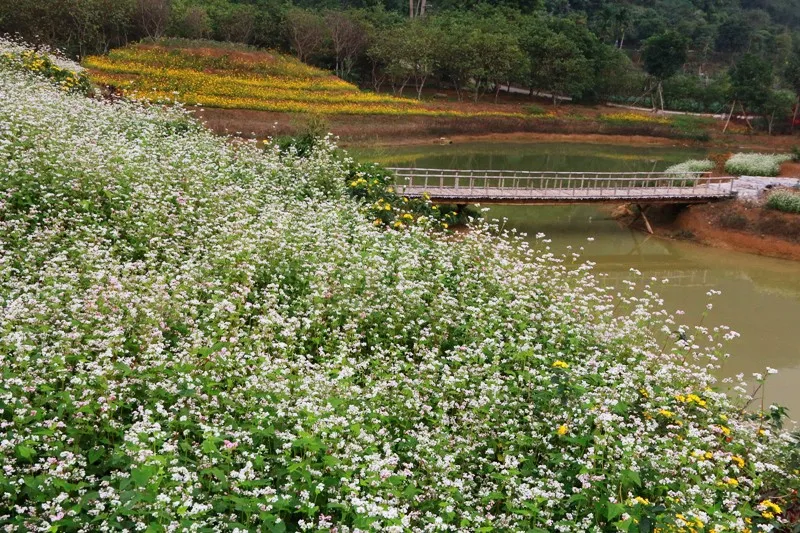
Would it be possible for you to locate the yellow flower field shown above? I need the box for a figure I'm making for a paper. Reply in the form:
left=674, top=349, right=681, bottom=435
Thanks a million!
left=84, top=41, right=524, bottom=118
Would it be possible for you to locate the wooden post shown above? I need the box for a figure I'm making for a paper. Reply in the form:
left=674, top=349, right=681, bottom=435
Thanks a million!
left=723, top=100, right=736, bottom=133
left=636, top=204, right=654, bottom=234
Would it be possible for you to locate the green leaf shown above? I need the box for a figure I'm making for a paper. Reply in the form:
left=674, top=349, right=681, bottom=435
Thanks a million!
left=607, top=502, right=626, bottom=520
left=131, top=466, right=156, bottom=487
left=87, top=447, right=104, bottom=464
left=615, top=518, right=634, bottom=532
left=17, top=444, right=36, bottom=460
left=622, top=469, right=642, bottom=488
left=201, top=439, right=217, bottom=454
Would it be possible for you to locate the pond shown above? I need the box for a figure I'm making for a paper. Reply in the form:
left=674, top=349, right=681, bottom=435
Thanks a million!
left=355, top=141, right=800, bottom=421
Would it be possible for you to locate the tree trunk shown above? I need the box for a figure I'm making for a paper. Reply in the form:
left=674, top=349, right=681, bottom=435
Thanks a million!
left=494, top=83, right=501, bottom=103
left=792, top=95, right=799, bottom=134
left=741, top=102, right=754, bottom=132
left=619, top=31, right=625, bottom=49
left=452, top=78, right=462, bottom=102
left=409, top=0, right=414, bottom=18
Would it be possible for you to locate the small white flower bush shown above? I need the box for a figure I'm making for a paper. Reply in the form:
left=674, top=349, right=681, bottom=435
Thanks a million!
left=664, top=159, right=715, bottom=183
left=1, top=42, right=798, bottom=532
left=665, top=159, right=715, bottom=174
left=725, top=153, right=793, bottom=177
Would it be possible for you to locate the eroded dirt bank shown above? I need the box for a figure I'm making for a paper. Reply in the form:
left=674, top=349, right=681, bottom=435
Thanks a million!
left=620, top=200, right=800, bottom=261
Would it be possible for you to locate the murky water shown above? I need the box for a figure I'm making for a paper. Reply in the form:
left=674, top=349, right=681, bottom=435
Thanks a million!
left=355, top=142, right=800, bottom=420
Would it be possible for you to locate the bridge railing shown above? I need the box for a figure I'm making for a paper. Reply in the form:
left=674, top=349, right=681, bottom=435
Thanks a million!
left=388, top=168, right=735, bottom=198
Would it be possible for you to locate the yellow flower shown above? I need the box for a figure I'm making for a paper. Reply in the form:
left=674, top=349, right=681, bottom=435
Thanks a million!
left=658, top=409, right=675, bottom=418
left=557, top=424, right=568, bottom=436
left=552, top=360, right=569, bottom=369
left=760, top=500, right=782, bottom=514
left=633, top=496, right=650, bottom=505
left=373, top=219, right=382, bottom=226
left=441, top=223, right=448, bottom=229
left=725, top=477, right=739, bottom=486
left=731, top=455, right=745, bottom=468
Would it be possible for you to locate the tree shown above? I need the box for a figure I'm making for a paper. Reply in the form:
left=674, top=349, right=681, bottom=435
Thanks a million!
left=785, top=46, right=800, bottom=132
left=285, top=9, right=327, bottom=63
left=715, top=15, right=752, bottom=57
left=217, top=4, right=258, bottom=43
left=400, top=21, right=438, bottom=99
left=136, top=0, right=170, bottom=39
left=523, top=26, right=590, bottom=106
left=367, top=26, right=411, bottom=95
left=642, top=31, right=688, bottom=110
left=325, top=10, right=369, bottom=79
left=466, top=29, right=524, bottom=102
left=763, top=89, right=796, bottom=134
left=178, top=6, right=212, bottom=39
left=729, top=52, right=773, bottom=130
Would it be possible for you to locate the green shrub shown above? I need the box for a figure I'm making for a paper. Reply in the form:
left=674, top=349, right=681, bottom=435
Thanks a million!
left=766, top=191, right=800, bottom=214
left=718, top=211, right=749, bottom=229
left=724, top=153, right=793, bottom=176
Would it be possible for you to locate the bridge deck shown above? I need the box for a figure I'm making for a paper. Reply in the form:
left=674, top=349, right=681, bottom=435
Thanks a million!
left=389, top=168, right=737, bottom=205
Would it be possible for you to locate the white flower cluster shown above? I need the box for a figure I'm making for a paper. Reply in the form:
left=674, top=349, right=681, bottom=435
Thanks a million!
left=663, top=159, right=716, bottom=183
left=0, top=37, right=85, bottom=73
left=0, top=46, right=797, bottom=532
left=725, top=153, right=793, bottom=177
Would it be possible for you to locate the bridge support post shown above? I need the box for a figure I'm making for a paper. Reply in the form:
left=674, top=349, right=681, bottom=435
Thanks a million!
left=632, top=204, right=654, bottom=234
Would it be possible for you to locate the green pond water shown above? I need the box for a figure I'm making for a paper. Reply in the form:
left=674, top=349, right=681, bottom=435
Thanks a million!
left=355, top=142, right=800, bottom=421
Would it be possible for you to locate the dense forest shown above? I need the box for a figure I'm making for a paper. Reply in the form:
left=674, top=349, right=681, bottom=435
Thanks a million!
left=3, top=0, right=800, bottom=130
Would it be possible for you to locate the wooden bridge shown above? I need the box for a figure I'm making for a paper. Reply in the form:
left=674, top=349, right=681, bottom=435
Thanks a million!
left=389, top=168, right=737, bottom=205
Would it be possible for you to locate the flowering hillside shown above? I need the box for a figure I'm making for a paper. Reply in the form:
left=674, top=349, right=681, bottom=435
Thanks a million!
left=1, top=41, right=799, bottom=531
left=84, top=40, right=521, bottom=118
